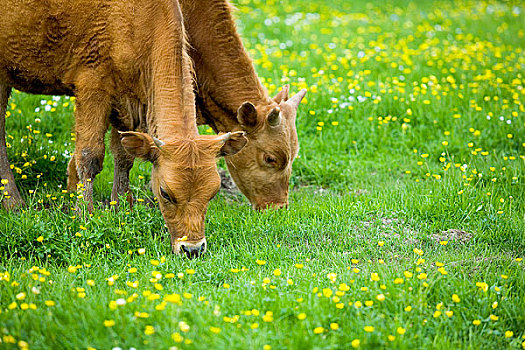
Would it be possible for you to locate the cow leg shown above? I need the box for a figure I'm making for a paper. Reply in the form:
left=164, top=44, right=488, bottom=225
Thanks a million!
left=0, top=84, right=25, bottom=210
left=73, top=84, right=111, bottom=213
left=66, top=154, right=80, bottom=192
left=110, top=127, right=134, bottom=208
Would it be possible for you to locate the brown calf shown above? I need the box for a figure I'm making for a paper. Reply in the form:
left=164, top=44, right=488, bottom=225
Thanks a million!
left=110, top=0, right=307, bottom=211
left=0, top=0, right=247, bottom=257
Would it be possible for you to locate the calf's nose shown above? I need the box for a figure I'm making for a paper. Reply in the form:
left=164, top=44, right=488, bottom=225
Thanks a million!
left=180, top=240, right=206, bottom=259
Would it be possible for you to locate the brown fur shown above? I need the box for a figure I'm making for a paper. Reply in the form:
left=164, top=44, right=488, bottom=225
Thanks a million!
left=110, top=0, right=307, bottom=210
left=0, top=0, right=247, bottom=255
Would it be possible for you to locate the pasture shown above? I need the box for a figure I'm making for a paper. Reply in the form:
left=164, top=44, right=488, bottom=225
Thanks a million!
left=1, top=0, right=524, bottom=348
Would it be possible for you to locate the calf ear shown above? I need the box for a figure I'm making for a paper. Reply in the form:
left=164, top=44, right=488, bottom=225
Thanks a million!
left=218, top=131, right=248, bottom=157
left=120, top=131, right=160, bottom=162
left=273, top=84, right=289, bottom=103
left=237, top=102, right=258, bottom=128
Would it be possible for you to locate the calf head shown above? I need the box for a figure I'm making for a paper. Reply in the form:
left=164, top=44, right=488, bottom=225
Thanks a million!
left=226, top=86, right=306, bottom=210
left=120, top=131, right=247, bottom=258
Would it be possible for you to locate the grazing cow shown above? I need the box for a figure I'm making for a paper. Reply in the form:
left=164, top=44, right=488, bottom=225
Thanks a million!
left=110, top=0, right=307, bottom=211
left=0, top=0, right=247, bottom=257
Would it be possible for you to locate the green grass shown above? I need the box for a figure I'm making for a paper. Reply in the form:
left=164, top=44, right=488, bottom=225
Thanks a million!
left=1, top=0, right=524, bottom=349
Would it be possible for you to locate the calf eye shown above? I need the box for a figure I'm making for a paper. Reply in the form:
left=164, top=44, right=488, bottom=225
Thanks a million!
left=159, top=187, right=175, bottom=203
left=264, top=154, right=277, bottom=166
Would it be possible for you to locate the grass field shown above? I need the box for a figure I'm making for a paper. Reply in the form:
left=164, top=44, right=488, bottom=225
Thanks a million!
left=1, top=0, right=524, bottom=349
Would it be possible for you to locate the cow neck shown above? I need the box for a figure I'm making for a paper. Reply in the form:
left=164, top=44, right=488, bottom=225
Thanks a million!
left=147, top=2, right=198, bottom=141
left=182, top=0, right=271, bottom=134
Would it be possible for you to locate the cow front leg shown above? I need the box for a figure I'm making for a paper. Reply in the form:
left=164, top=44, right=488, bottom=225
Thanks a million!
left=110, top=127, right=134, bottom=208
left=0, top=84, right=25, bottom=210
left=73, top=84, right=111, bottom=213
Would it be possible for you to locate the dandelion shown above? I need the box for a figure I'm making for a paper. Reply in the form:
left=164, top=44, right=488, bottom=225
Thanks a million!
left=256, top=259, right=266, bottom=265
left=327, top=272, right=337, bottom=282
left=505, top=331, right=513, bottom=338
left=144, top=325, right=155, bottom=335
left=330, top=323, right=339, bottom=330
left=179, top=321, right=190, bottom=332
left=172, top=333, right=184, bottom=343
left=490, top=314, right=499, bottom=321
left=313, top=327, right=324, bottom=334
left=364, top=326, right=375, bottom=333
left=397, top=327, right=406, bottom=335
left=472, top=320, right=481, bottom=326
left=476, top=282, right=489, bottom=292
left=452, top=294, right=460, bottom=303
left=273, top=269, right=281, bottom=276
left=104, top=320, right=115, bottom=327
left=351, top=339, right=360, bottom=348
left=262, top=312, right=273, bottom=322
left=209, top=327, right=221, bottom=334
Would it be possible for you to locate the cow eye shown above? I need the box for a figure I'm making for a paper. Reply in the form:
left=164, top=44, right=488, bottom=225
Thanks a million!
left=264, top=154, right=277, bottom=166
left=159, top=187, right=175, bottom=203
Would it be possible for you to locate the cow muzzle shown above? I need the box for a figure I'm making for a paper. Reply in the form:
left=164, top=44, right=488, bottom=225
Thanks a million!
left=254, top=201, right=289, bottom=211
left=173, top=238, right=207, bottom=259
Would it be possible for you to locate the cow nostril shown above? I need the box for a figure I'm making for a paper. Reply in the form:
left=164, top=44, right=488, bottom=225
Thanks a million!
left=181, top=245, right=191, bottom=255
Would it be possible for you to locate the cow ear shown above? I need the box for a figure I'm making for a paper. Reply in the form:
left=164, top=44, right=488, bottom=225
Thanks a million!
left=218, top=131, right=248, bottom=157
left=286, top=89, right=307, bottom=110
left=120, top=131, right=161, bottom=162
left=237, top=102, right=258, bottom=128
left=273, top=85, right=289, bottom=103
left=267, top=107, right=281, bottom=127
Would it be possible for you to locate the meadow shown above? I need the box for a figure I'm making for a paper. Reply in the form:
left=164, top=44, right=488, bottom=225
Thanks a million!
left=1, top=0, right=524, bottom=349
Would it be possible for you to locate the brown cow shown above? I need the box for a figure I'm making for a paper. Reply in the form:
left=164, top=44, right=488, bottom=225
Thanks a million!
left=109, top=0, right=307, bottom=211
left=0, top=0, right=247, bottom=257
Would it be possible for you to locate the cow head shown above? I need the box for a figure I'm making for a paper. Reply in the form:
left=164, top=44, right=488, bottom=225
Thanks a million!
left=225, top=86, right=306, bottom=210
left=120, top=131, right=247, bottom=258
